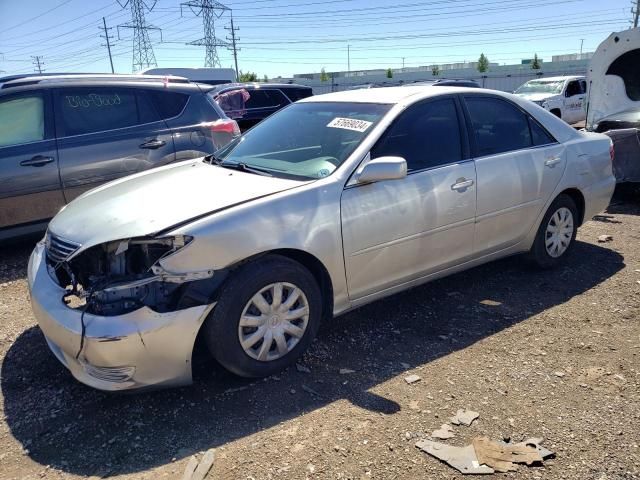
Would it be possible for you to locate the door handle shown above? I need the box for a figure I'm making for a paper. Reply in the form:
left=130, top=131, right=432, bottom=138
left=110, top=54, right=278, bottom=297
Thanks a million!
left=139, top=139, right=166, bottom=149
left=544, top=156, right=562, bottom=167
left=451, top=178, right=474, bottom=191
left=20, top=155, right=54, bottom=167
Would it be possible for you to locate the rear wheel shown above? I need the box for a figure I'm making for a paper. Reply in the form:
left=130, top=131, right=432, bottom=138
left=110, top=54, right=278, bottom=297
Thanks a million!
left=527, top=194, right=578, bottom=268
left=203, top=255, right=322, bottom=377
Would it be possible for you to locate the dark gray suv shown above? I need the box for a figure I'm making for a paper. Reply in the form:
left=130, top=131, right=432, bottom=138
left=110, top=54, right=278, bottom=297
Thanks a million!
left=0, top=74, right=240, bottom=240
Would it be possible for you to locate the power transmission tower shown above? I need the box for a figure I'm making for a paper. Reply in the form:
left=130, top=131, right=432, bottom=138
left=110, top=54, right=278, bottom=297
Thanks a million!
left=224, top=12, right=239, bottom=75
left=633, top=0, right=639, bottom=28
left=181, top=0, right=230, bottom=68
left=100, top=17, right=116, bottom=74
left=117, top=0, right=161, bottom=72
left=32, top=55, right=44, bottom=73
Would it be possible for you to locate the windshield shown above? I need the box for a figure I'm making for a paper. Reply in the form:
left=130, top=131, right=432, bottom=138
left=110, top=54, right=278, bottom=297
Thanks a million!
left=212, top=101, right=391, bottom=180
left=514, top=80, right=565, bottom=95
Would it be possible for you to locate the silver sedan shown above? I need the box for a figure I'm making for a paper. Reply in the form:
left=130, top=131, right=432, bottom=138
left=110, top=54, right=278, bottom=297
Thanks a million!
left=28, top=86, right=616, bottom=391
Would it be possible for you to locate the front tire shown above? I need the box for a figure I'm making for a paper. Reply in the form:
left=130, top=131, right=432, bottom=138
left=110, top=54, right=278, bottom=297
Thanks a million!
left=527, top=194, right=578, bottom=268
left=203, top=255, right=322, bottom=377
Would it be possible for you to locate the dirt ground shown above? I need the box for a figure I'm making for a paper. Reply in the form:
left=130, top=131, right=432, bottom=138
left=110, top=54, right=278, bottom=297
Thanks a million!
left=1, top=190, right=639, bottom=480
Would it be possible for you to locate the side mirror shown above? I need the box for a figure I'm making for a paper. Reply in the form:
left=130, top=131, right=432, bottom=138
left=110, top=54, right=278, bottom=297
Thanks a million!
left=356, top=156, right=407, bottom=184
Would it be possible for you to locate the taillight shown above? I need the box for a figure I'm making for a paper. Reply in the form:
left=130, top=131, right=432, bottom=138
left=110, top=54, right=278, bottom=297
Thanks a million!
left=609, top=142, right=615, bottom=163
left=211, top=119, right=240, bottom=136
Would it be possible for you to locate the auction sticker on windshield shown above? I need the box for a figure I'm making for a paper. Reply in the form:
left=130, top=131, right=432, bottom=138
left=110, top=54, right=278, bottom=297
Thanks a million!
left=327, top=117, right=373, bottom=132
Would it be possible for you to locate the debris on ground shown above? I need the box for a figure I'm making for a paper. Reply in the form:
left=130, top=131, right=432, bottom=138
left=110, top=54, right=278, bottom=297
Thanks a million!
left=472, top=437, right=542, bottom=473
left=450, top=409, right=479, bottom=426
left=479, top=299, right=502, bottom=306
left=416, top=437, right=554, bottom=475
left=339, top=368, right=355, bottom=374
left=598, top=234, right=613, bottom=242
left=554, top=371, right=566, bottom=378
left=182, top=449, right=215, bottom=480
left=415, top=439, right=494, bottom=474
left=296, top=364, right=311, bottom=373
left=431, top=424, right=455, bottom=439
left=404, top=374, right=421, bottom=384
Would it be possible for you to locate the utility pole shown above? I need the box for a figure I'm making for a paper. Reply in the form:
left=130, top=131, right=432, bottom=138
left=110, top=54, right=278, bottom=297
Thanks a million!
left=117, top=0, right=161, bottom=72
left=181, top=0, right=230, bottom=68
left=347, top=44, right=350, bottom=75
left=633, top=0, right=639, bottom=28
left=402, top=57, right=405, bottom=70
left=579, top=38, right=584, bottom=56
left=225, top=12, right=239, bottom=75
left=31, top=55, right=44, bottom=73
left=100, top=17, right=115, bottom=74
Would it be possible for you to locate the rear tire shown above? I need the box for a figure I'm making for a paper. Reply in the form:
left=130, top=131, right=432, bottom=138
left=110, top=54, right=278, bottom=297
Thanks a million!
left=203, top=255, right=322, bottom=377
left=527, top=194, right=578, bottom=269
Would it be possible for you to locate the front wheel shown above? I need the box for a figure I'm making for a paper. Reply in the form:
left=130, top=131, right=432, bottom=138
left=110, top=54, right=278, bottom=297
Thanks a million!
left=203, top=255, right=322, bottom=377
left=527, top=194, right=578, bottom=269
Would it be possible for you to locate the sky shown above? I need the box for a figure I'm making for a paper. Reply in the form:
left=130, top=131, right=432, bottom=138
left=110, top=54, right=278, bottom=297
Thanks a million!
left=0, top=0, right=634, bottom=78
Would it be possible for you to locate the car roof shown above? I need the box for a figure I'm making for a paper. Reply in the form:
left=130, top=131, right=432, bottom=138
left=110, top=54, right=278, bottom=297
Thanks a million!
left=0, top=78, right=208, bottom=95
left=209, top=82, right=311, bottom=94
left=298, top=85, right=483, bottom=104
left=0, top=74, right=194, bottom=91
left=527, top=75, right=585, bottom=82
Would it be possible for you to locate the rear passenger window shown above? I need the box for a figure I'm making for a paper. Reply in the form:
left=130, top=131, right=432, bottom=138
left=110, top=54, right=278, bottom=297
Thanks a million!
left=245, top=89, right=289, bottom=109
left=372, top=98, right=463, bottom=171
left=528, top=117, right=556, bottom=146
left=465, top=97, right=532, bottom=156
left=0, top=93, right=45, bottom=147
left=147, top=91, right=189, bottom=119
left=59, top=88, right=158, bottom=136
left=284, top=88, right=313, bottom=102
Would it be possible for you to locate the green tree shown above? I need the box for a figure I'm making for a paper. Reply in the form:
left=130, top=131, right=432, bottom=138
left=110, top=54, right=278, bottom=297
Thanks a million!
left=477, top=53, right=489, bottom=73
left=531, top=53, right=541, bottom=70
left=320, top=67, right=329, bottom=82
left=238, top=71, right=258, bottom=82
left=432, top=65, right=440, bottom=76
left=386, top=68, right=393, bottom=78
left=263, top=74, right=269, bottom=82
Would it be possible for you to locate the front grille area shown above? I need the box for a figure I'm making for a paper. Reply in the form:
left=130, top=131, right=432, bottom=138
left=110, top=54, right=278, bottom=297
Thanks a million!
left=46, top=232, right=81, bottom=264
left=83, top=364, right=136, bottom=383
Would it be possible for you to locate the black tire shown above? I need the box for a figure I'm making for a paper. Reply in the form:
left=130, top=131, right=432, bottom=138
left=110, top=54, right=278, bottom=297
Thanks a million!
left=527, top=194, right=578, bottom=269
left=203, top=254, right=322, bottom=377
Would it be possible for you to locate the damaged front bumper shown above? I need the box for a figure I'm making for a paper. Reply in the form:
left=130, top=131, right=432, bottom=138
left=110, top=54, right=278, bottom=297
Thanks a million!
left=27, top=242, right=214, bottom=391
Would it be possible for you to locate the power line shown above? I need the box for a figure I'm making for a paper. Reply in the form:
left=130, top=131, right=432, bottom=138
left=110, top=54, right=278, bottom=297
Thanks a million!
left=100, top=17, right=116, bottom=74
left=31, top=55, right=44, bottom=73
left=117, top=0, right=161, bottom=72
left=2, top=0, right=74, bottom=34
left=225, top=12, right=240, bottom=74
left=180, top=0, right=231, bottom=67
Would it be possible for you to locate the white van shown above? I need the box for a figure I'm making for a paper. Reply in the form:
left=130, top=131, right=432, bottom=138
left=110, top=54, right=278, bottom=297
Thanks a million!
left=514, top=76, right=587, bottom=124
left=141, top=67, right=236, bottom=86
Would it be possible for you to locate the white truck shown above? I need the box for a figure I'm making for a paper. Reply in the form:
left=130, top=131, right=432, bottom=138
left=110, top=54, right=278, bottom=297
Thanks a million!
left=514, top=75, right=587, bottom=124
left=586, top=27, right=640, bottom=183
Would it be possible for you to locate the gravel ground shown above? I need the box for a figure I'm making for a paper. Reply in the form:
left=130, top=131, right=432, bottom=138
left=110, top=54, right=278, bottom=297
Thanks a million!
left=1, top=190, right=639, bottom=480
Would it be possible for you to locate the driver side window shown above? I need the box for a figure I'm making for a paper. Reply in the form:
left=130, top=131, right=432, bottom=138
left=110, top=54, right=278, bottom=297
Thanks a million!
left=371, top=98, right=463, bottom=172
left=565, top=81, right=581, bottom=97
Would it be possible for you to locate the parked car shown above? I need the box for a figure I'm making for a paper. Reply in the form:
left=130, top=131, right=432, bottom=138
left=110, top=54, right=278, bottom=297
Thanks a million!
left=28, top=86, right=615, bottom=391
left=209, top=82, right=313, bottom=131
left=586, top=27, right=640, bottom=183
left=0, top=74, right=239, bottom=240
left=514, top=75, right=587, bottom=124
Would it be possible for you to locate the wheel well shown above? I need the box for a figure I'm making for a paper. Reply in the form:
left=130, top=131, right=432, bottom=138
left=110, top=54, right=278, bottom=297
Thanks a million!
left=560, top=188, right=585, bottom=226
left=264, top=249, right=334, bottom=321
left=550, top=108, right=562, bottom=118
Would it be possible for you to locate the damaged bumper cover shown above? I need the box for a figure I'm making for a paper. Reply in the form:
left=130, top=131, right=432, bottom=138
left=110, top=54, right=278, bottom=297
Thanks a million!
left=28, top=242, right=215, bottom=391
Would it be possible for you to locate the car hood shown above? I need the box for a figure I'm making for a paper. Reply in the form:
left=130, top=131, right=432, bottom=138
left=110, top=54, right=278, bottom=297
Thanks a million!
left=48, top=159, right=306, bottom=252
left=514, top=92, right=556, bottom=102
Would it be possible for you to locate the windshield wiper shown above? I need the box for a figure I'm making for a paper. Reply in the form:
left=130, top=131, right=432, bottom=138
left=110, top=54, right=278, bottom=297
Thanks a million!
left=216, top=161, right=273, bottom=177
